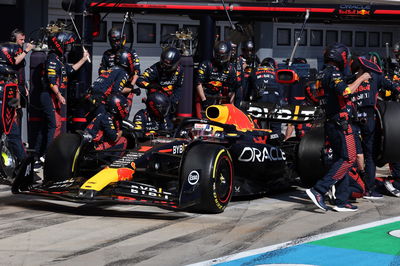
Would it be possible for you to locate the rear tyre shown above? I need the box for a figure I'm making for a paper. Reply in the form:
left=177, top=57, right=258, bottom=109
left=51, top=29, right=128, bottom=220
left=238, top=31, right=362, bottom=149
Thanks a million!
left=182, top=144, right=233, bottom=213
left=375, top=101, right=400, bottom=166
left=297, top=127, right=327, bottom=187
left=43, top=133, right=82, bottom=183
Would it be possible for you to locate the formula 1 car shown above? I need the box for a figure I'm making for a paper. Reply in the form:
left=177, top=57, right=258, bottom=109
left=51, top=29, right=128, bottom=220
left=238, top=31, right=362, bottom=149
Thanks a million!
left=10, top=103, right=327, bottom=213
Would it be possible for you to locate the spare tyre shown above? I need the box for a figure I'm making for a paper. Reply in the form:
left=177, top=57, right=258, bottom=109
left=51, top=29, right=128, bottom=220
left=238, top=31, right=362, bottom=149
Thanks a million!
left=297, top=126, right=327, bottom=187
left=375, top=101, right=400, bottom=167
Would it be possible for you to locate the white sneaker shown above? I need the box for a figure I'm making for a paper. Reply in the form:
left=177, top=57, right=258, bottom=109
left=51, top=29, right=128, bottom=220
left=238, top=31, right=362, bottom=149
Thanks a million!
left=327, top=185, right=336, bottom=205
left=39, top=156, right=45, bottom=163
left=384, top=180, right=400, bottom=197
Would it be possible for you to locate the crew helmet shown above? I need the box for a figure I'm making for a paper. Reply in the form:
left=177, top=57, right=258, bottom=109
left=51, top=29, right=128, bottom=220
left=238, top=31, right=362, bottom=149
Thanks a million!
left=160, top=47, right=181, bottom=72
left=107, top=94, right=129, bottom=119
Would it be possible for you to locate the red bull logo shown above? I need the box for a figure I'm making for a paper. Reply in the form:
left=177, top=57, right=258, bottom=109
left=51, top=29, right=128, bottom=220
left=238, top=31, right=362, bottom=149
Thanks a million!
left=52, top=37, right=63, bottom=54
left=208, top=81, right=223, bottom=87
left=2, top=48, right=14, bottom=64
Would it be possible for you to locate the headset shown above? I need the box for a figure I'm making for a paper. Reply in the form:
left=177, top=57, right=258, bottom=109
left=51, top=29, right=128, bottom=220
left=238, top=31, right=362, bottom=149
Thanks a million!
left=10, top=28, right=24, bottom=43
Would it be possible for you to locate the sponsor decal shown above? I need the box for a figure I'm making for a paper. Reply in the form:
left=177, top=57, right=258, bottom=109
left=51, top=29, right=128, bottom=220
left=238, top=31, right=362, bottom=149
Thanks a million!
left=130, top=184, right=172, bottom=200
left=188, top=170, right=200, bottom=185
left=173, top=144, right=185, bottom=154
left=338, top=4, right=371, bottom=16
left=234, top=186, right=241, bottom=193
left=246, top=106, right=315, bottom=121
left=238, top=146, right=286, bottom=162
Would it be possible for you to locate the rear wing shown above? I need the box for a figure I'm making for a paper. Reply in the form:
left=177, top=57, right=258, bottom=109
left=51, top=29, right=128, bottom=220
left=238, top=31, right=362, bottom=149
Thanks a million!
left=240, top=101, right=324, bottom=123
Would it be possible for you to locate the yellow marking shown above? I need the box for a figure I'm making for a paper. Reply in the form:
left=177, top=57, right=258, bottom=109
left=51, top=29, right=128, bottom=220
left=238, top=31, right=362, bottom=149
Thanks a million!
left=199, top=70, right=204, bottom=74
left=343, top=87, right=351, bottom=96
left=71, top=146, right=81, bottom=173
left=80, top=167, right=119, bottom=191
left=386, top=90, right=392, bottom=97
left=293, top=105, right=300, bottom=120
left=143, top=72, right=150, bottom=77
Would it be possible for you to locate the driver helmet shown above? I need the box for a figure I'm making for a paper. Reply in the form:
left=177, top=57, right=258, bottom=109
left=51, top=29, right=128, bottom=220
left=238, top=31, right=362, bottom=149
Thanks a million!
left=47, top=30, right=77, bottom=55
left=160, top=47, right=181, bottom=73
left=108, top=27, right=126, bottom=51
left=107, top=94, right=129, bottom=119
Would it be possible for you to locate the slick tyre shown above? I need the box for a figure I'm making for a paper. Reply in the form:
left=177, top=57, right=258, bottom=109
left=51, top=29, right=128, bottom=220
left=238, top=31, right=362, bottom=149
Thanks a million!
left=297, top=127, right=327, bottom=187
left=375, top=101, right=400, bottom=166
left=182, top=144, right=233, bottom=213
left=43, top=133, right=82, bottom=183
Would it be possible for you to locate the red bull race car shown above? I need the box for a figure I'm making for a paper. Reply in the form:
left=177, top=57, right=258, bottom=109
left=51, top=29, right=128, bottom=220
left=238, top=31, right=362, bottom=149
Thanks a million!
left=9, top=100, right=400, bottom=213
left=9, top=102, right=326, bottom=213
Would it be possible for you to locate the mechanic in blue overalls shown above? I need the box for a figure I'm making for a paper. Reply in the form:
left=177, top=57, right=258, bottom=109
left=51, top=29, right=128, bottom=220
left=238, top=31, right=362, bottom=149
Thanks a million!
left=350, top=56, right=400, bottom=199
left=240, top=40, right=260, bottom=102
left=229, top=41, right=245, bottom=107
left=84, top=94, right=128, bottom=153
left=306, top=43, right=371, bottom=212
left=248, top=57, right=282, bottom=137
left=98, top=27, right=140, bottom=106
left=135, top=47, right=183, bottom=131
left=196, top=41, right=238, bottom=117
left=284, top=58, right=314, bottom=140
left=41, top=31, right=89, bottom=152
left=87, top=47, right=139, bottom=118
left=0, top=42, right=27, bottom=162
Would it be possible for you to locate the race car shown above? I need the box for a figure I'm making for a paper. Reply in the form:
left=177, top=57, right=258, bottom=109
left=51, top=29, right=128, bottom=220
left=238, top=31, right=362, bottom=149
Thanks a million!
left=8, top=103, right=323, bottom=214
left=9, top=100, right=400, bottom=213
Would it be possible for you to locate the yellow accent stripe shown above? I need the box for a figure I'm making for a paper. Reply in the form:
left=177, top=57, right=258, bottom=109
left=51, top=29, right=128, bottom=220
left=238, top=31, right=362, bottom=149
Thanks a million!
left=80, top=167, right=119, bottom=191
left=71, top=146, right=81, bottom=173
left=213, top=149, right=231, bottom=178
left=293, top=105, right=300, bottom=121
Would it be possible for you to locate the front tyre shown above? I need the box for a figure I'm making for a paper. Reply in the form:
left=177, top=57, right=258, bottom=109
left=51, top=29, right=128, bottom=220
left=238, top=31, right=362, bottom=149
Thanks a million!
left=181, top=144, right=233, bottom=213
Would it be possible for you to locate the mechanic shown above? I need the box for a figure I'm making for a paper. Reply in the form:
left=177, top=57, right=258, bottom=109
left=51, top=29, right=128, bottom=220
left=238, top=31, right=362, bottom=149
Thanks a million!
left=11, top=29, right=34, bottom=107
left=99, top=27, right=140, bottom=77
left=84, top=94, right=128, bottom=153
left=0, top=42, right=27, bottom=162
left=133, top=92, right=173, bottom=133
left=195, top=41, right=238, bottom=117
left=240, top=40, right=260, bottom=101
left=41, top=30, right=89, bottom=151
left=306, top=43, right=371, bottom=212
left=229, top=41, right=245, bottom=107
left=349, top=56, right=400, bottom=199
left=248, top=57, right=282, bottom=137
left=87, top=47, right=139, bottom=118
left=284, top=57, right=314, bottom=140
left=136, top=47, right=183, bottom=129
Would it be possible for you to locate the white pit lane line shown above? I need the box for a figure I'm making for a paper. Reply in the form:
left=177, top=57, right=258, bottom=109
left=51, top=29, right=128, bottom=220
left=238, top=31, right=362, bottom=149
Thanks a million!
left=189, top=216, right=400, bottom=266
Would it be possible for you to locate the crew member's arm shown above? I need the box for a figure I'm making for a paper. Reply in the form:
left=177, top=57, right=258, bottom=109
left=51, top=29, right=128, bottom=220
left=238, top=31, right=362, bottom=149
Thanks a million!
left=15, top=42, right=34, bottom=65
left=196, top=62, right=208, bottom=103
left=331, top=70, right=371, bottom=97
left=103, top=115, right=120, bottom=142
left=284, top=124, right=295, bottom=140
left=131, top=49, right=141, bottom=87
left=72, top=49, right=90, bottom=71
left=47, top=59, right=65, bottom=105
left=171, top=69, right=184, bottom=104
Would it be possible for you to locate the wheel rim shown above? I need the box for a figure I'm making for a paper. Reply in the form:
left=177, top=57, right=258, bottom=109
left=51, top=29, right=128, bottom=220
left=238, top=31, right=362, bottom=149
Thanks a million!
left=215, top=155, right=233, bottom=203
